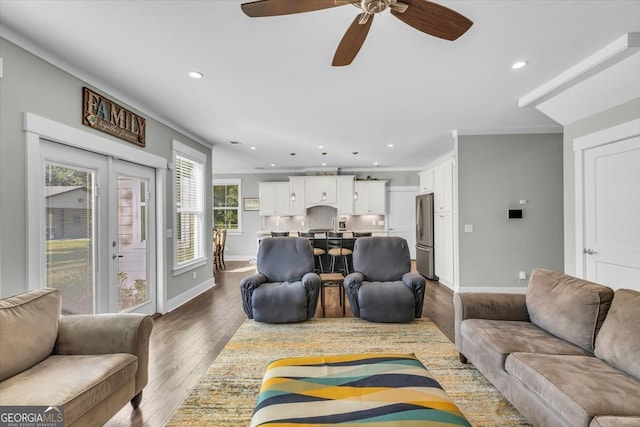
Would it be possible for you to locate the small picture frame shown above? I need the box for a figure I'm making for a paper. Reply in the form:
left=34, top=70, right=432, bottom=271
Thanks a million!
left=243, top=197, right=259, bottom=211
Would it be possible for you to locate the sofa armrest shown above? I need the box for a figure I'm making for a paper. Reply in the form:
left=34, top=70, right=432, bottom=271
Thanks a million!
left=454, top=292, right=529, bottom=352
left=55, top=313, right=153, bottom=393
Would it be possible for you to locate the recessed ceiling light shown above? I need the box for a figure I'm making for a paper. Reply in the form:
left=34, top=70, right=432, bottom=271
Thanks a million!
left=511, top=61, right=528, bottom=70
left=322, top=162, right=327, bottom=166
left=373, top=162, right=379, bottom=166
left=188, top=71, right=204, bottom=79
left=387, top=144, right=394, bottom=148
left=318, top=145, right=324, bottom=149
left=270, top=163, right=276, bottom=167
left=250, top=146, right=256, bottom=150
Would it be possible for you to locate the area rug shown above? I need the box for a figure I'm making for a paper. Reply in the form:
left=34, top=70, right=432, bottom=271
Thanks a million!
left=166, top=318, right=532, bottom=427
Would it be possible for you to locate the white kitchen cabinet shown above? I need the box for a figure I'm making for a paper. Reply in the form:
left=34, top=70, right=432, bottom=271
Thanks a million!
left=433, top=159, right=453, bottom=212
left=305, top=176, right=337, bottom=206
left=289, top=176, right=306, bottom=215
left=337, top=175, right=355, bottom=215
left=418, top=169, right=434, bottom=193
left=434, top=211, right=454, bottom=287
left=354, top=181, right=387, bottom=215
left=259, top=182, right=290, bottom=215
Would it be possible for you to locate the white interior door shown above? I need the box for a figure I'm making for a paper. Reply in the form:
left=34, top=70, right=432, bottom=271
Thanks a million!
left=583, top=135, right=640, bottom=291
left=387, top=187, right=419, bottom=258
left=41, top=141, right=157, bottom=313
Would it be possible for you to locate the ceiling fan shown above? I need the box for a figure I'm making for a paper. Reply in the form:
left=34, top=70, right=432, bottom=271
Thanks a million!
left=240, top=0, right=473, bottom=66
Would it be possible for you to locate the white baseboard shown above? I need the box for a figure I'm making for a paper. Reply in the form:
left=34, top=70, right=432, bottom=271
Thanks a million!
left=456, top=286, right=527, bottom=294
left=164, top=277, right=215, bottom=313
left=224, top=254, right=256, bottom=262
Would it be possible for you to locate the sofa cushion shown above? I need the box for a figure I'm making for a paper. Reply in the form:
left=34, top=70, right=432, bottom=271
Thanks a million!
left=594, top=289, right=640, bottom=379
left=0, top=354, right=137, bottom=424
left=0, top=288, right=61, bottom=381
left=461, top=319, right=590, bottom=369
left=526, top=269, right=613, bottom=352
left=505, top=353, right=640, bottom=426
left=591, top=416, right=640, bottom=427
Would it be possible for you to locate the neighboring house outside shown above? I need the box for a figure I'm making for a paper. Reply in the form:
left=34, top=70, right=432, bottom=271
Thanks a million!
left=45, top=186, right=90, bottom=240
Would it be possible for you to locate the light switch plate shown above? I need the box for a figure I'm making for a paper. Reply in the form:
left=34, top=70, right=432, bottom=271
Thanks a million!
left=464, top=224, right=473, bottom=233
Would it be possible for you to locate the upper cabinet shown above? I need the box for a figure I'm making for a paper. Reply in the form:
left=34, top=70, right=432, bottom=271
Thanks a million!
left=289, top=176, right=306, bottom=215
left=433, top=159, right=453, bottom=212
left=418, top=169, right=434, bottom=193
left=258, top=175, right=387, bottom=216
left=354, top=181, right=387, bottom=215
left=305, top=176, right=337, bottom=207
left=259, top=182, right=290, bottom=215
left=337, top=176, right=355, bottom=215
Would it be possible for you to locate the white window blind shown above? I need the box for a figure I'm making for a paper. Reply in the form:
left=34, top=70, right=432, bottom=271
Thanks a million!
left=173, top=141, right=206, bottom=270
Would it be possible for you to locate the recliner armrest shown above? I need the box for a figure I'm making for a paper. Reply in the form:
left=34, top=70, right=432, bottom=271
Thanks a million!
left=454, top=292, right=529, bottom=352
left=343, top=272, right=364, bottom=317
left=402, top=272, right=426, bottom=318
left=55, top=313, right=153, bottom=393
left=240, top=273, right=268, bottom=319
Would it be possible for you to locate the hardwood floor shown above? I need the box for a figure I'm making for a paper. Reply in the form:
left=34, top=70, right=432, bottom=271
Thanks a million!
left=105, top=260, right=455, bottom=426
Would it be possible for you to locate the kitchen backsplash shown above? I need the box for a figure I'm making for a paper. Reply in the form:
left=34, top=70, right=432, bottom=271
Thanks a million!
left=262, top=210, right=386, bottom=232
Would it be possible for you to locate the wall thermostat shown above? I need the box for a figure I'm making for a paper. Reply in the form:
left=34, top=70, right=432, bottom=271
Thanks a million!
left=508, top=209, right=523, bottom=219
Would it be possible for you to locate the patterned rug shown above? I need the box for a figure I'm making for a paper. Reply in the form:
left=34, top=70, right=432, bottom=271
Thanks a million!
left=166, top=317, right=532, bottom=426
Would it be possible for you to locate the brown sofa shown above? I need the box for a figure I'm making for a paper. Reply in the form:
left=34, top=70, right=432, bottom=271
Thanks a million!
left=454, top=269, right=640, bottom=427
left=0, top=288, right=153, bottom=426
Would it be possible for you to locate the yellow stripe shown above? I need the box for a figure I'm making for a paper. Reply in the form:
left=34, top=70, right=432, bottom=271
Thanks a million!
left=266, top=353, right=418, bottom=369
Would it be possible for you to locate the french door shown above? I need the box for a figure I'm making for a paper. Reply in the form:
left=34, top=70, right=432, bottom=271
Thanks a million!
left=41, top=140, right=156, bottom=314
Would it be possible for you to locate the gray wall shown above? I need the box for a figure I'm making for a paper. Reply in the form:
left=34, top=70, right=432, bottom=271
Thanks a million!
left=562, top=97, right=640, bottom=275
left=214, top=170, right=419, bottom=259
left=457, top=133, right=564, bottom=288
left=0, top=37, right=213, bottom=301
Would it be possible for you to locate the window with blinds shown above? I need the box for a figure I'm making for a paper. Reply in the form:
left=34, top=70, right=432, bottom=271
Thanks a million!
left=173, top=140, right=206, bottom=270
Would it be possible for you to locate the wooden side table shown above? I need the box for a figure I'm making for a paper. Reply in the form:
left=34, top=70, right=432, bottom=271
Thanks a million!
left=319, top=273, right=345, bottom=317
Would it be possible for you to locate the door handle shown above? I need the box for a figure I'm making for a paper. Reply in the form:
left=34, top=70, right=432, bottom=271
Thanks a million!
left=113, top=254, right=124, bottom=260
left=583, top=248, right=598, bottom=255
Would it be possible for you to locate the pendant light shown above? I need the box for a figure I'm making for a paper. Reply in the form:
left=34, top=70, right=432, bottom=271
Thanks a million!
left=353, top=151, right=359, bottom=200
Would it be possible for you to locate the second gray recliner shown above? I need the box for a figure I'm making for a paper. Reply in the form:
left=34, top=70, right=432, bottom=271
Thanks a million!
left=344, top=236, right=426, bottom=323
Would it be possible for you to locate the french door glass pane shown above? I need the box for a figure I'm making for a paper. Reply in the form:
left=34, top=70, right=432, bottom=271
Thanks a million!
left=45, top=163, right=94, bottom=314
left=117, top=176, right=149, bottom=311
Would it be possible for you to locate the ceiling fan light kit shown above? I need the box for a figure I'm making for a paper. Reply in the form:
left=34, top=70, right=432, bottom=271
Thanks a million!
left=241, top=0, right=473, bottom=66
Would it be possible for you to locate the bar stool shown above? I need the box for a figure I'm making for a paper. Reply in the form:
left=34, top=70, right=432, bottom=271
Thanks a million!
left=353, top=231, right=372, bottom=239
left=327, top=231, right=352, bottom=275
left=300, top=231, right=326, bottom=273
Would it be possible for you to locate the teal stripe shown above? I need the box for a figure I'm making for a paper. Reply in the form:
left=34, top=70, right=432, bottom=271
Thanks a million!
left=354, top=408, right=472, bottom=426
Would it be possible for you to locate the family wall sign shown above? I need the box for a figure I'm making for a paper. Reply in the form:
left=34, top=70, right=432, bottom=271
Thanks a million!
left=82, top=87, right=146, bottom=147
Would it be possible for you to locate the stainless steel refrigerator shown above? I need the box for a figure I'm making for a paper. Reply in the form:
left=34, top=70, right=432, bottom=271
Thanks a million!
left=416, top=193, right=438, bottom=280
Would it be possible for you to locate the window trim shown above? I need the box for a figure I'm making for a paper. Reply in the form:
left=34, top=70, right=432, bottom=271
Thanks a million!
left=213, top=178, right=242, bottom=234
left=172, top=139, right=207, bottom=275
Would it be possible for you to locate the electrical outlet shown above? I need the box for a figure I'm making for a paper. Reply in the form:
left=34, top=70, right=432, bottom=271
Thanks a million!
left=519, top=271, right=527, bottom=281
left=192, top=271, right=197, bottom=280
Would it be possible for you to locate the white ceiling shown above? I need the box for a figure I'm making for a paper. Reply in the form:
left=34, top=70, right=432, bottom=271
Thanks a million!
left=1, top=0, right=639, bottom=173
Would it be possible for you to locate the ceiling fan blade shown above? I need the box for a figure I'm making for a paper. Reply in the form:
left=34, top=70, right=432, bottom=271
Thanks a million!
left=241, top=0, right=344, bottom=17
left=390, top=0, right=472, bottom=41
left=332, top=13, right=374, bottom=67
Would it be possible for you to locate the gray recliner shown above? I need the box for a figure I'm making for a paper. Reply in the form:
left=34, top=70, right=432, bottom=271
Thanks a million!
left=240, top=237, right=321, bottom=323
left=344, top=236, right=426, bottom=323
